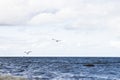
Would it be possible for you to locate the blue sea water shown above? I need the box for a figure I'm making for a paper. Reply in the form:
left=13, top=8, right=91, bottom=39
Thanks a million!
left=0, top=57, right=120, bottom=80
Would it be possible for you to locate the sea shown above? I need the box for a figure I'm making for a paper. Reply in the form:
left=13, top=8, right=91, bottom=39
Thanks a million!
left=0, top=57, right=120, bottom=80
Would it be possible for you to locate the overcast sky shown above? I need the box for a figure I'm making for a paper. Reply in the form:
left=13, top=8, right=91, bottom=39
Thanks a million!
left=0, top=0, right=120, bottom=56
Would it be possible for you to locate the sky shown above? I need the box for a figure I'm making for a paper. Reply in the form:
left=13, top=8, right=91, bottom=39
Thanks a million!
left=0, top=0, right=120, bottom=56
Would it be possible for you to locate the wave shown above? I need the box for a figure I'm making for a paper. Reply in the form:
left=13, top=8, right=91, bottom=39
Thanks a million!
left=0, top=74, right=26, bottom=80
left=0, top=72, right=119, bottom=80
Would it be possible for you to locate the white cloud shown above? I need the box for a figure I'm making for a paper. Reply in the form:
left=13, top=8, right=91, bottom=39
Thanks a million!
left=110, top=41, right=120, bottom=48
left=0, top=26, right=118, bottom=56
left=0, top=0, right=120, bottom=56
left=0, top=0, right=119, bottom=30
left=0, top=0, right=29, bottom=25
left=0, top=0, right=68, bottom=25
left=28, top=8, right=78, bottom=25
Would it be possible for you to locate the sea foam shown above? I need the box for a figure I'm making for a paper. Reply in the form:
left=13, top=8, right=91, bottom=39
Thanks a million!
left=0, top=74, right=26, bottom=80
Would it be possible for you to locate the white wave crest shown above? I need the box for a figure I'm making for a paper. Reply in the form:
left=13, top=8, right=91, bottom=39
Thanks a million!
left=0, top=74, right=26, bottom=80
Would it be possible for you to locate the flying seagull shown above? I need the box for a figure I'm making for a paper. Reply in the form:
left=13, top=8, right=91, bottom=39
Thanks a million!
left=24, top=51, right=32, bottom=55
left=52, top=38, right=61, bottom=42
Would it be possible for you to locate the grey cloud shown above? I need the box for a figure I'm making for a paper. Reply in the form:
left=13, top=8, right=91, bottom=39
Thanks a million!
left=0, top=0, right=119, bottom=29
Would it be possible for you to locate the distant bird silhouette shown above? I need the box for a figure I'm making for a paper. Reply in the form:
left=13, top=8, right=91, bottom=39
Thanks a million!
left=52, top=38, right=61, bottom=42
left=24, top=51, right=32, bottom=55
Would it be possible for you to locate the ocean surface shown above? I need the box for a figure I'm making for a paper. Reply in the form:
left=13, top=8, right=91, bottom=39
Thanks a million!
left=0, top=57, right=120, bottom=80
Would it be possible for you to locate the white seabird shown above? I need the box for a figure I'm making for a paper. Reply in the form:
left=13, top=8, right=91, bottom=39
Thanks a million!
left=24, top=51, right=32, bottom=55
left=52, top=38, right=61, bottom=42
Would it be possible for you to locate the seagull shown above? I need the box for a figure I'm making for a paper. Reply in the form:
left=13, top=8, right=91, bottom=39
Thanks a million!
left=24, top=51, right=32, bottom=55
left=52, top=38, right=61, bottom=42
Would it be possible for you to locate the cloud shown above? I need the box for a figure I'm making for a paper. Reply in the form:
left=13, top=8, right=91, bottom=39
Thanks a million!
left=0, top=26, right=117, bottom=56
left=0, top=0, right=120, bottom=30
left=0, top=0, right=28, bottom=25
left=28, top=8, right=78, bottom=25
left=0, top=0, right=67, bottom=25
left=67, top=1, right=120, bottom=30
left=0, top=0, right=120, bottom=56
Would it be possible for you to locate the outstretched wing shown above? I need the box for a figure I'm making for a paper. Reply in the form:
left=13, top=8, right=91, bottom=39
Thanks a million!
left=28, top=51, right=32, bottom=53
left=24, top=51, right=32, bottom=54
left=52, top=38, right=61, bottom=42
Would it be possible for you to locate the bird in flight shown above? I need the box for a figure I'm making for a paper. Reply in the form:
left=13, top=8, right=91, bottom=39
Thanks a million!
left=24, top=51, right=32, bottom=55
left=52, top=38, right=61, bottom=42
